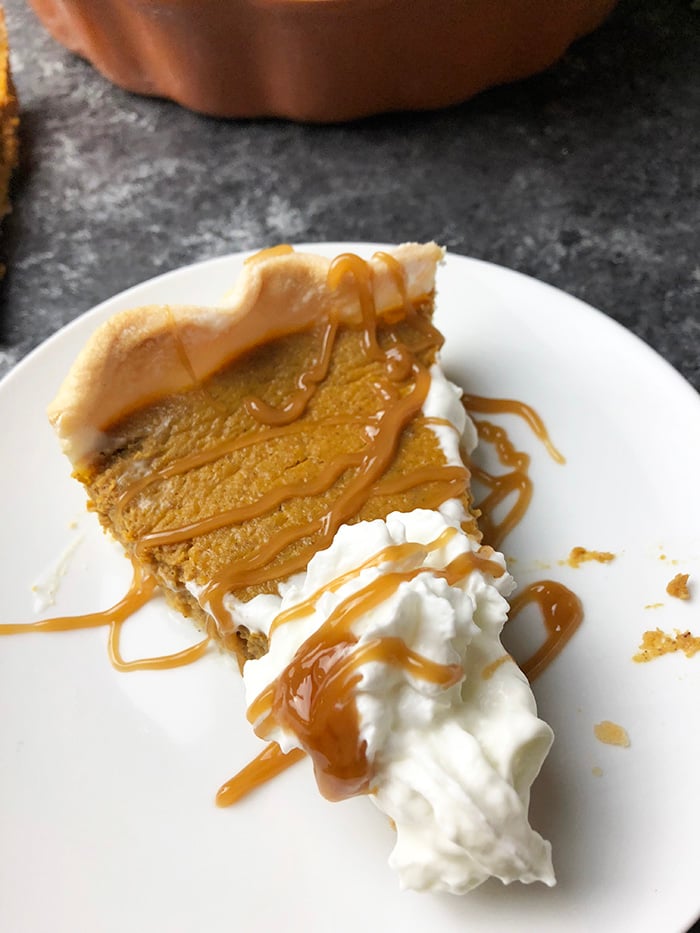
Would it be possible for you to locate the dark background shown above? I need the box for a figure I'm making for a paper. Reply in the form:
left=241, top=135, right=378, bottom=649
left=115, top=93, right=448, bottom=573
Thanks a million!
left=1, top=0, right=699, bottom=390
left=1, top=1, right=699, bottom=929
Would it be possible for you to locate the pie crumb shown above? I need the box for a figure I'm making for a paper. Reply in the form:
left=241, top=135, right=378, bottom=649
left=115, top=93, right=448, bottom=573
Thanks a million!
left=666, top=573, right=690, bottom=600
left=591, top=766, right=603, bottom=777
left=561, top=547, right=615, bottom=568
left=593, top=721, right=630, bottom=748
left=633, top=628, right=700, bottom=662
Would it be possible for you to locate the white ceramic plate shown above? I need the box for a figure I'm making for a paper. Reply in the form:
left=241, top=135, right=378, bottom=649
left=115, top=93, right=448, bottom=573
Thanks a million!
left=1, top=245, right=699, bottom=933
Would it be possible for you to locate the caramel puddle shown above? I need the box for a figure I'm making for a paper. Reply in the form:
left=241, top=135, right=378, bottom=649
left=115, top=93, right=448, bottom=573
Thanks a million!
left=508, top=581, right=583, bottom=682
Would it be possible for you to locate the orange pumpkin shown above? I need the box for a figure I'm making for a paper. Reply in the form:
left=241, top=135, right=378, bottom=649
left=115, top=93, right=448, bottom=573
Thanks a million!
left=29, top=0, right=618, bottom=122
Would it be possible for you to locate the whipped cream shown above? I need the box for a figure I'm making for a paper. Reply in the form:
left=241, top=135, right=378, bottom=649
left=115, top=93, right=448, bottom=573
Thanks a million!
left=423, top=361, right=478, bottom=464
left=243, top=506, right=555, bottom=894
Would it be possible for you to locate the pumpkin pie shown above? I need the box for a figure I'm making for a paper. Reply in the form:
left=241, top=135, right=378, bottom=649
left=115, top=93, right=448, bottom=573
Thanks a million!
left=49, top=243, right=479, bottom=665
left=46, top=244, right=559, bottom=894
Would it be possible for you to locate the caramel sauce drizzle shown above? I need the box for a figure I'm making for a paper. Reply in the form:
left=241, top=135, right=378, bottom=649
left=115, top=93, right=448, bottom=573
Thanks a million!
left=462, top=394, right=565, bottom=465
left=216, top=743, right=305, bottom=807
left=201, top=363, right=434, bottom=621
left=463, top=394, right=564, bottom=550
left=329, top=253, right=385, bottom=361
left=244, top=318, right=339, bottom=426
left=0, top=561, right=210, bottom=672
left=373, top=463, right=468, bottom=499
left=374, top=251, right=446, bottom=351
left=469, top=420, right=533, bottom=550
left=268, top=527, right=459, bottom=637
left=245, top=543, right=501, bottom=802
left=135, top=451, right=361, bottom=557
left=115, top=415, right=368, bottom=517
left=481, top=654, right=514, bottom=680
left=244, top=244, right=295, bottom=265
left=508, top=581, right=583, bottom=681
left=462, top=394, right=582, bottom=683
left=108, top=616, right=210, bottom=673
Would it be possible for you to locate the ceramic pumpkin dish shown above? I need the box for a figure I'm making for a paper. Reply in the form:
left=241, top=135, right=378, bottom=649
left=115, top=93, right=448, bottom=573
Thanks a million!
left=28, top=0, right=618, bottom=121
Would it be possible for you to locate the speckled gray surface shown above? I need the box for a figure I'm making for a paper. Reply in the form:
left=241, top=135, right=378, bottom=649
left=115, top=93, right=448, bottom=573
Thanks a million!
left=1, top=0, right=699, bottom=392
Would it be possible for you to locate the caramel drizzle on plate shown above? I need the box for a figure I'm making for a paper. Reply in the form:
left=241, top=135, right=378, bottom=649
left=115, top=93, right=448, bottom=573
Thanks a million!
left=216, top=743, right=306, bottom=807
left=508, top=581, right=583, bottom=681
left=462, top=395, right=563, bottom=550
left=462, top=394, right=582, bottom=685
left=461, top=394, right=565, bottom=465
left=0, top=560, right=210, bottom=672
left=468, top=419, right=534, bottom=550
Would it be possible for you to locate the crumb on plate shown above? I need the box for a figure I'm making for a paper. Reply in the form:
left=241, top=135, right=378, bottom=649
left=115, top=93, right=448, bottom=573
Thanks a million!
left=666, top=572, right=690, bottom=600
left=561, top=547, right=615, bottom=568
left=593, top=721, right=630, bottom=747
left=633, top=628, right=700, bottom=663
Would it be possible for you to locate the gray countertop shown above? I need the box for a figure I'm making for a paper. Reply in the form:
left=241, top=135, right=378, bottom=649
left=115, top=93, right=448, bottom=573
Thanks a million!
left=1, top=1, right=699, bottom=930
left=1, top=0, right=699, bottom=390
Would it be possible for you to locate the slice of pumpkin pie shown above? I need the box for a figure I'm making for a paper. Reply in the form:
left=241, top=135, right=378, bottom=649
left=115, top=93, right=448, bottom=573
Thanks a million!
left=49, top=243, right=478, bottom=662
left=48, top=243, right=555, bottom=894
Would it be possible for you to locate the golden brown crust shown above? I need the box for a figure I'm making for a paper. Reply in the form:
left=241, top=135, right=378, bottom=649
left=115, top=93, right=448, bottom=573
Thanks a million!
left=48, top=243, right=444, bottom=465
left=0, top=7, right=19, bottom=223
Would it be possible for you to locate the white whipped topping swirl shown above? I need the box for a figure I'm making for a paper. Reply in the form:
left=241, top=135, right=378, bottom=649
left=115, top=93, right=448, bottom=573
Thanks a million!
left=242, top=506, right=555, bottom=895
